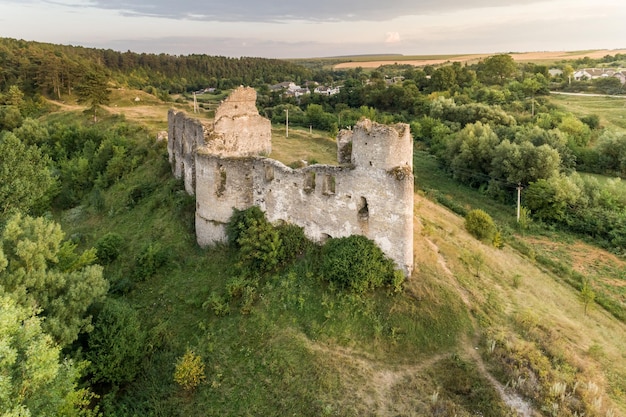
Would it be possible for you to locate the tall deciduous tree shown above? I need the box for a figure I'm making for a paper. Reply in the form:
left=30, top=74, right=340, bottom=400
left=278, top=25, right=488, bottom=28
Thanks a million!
left=446, top=122, right=500, bottom=186
left=0, top=132, right=55, bottom=217
left=478, top=54, right=518, bottom=85
left=0, top=213, right=108, bottom=346
left=491, top=140, right=561, bottom=185
left=0, top=295, right=99, bottom=417
left=75, top=70, right=110, bottom=123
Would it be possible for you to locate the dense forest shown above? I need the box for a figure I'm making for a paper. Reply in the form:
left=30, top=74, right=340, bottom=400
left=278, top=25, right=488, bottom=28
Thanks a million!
left=1, top=38, right=626, bottom=416
left=0, top=37, right=312, bottom=96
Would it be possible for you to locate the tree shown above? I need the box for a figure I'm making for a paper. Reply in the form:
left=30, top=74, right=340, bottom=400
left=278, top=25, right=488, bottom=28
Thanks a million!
left=490, top=140, right=561, bottom=185
left=0, top=295, right=98, bottom=417
left=75, top=70, right=110, bottom=123
left=446, top=122, right=500, bottom=186
left=0, top=132, right=55, bottom=217
left=478, top=54, right=517, bottom=85
left=521, top=75, right=548, bottom=116
left=558, top=115, right=591, bottom=147
left=562, top=64, right=574, bottom=85
left=0, top=213, right=108, bottom=346
left=430, top=65, right=457, bottom=92
left=525, top=175, right=583, bottom=222
left=595, top=130, right=626, bottom=175
left=579, top=279, right=595, bottom=315
left=5, top=85, right=24, bottom=109
left=0, top=105, right=23, bottom=131
left=86, top=299, right=146, bottom=385
left=12, top=118, right=50, bottom=147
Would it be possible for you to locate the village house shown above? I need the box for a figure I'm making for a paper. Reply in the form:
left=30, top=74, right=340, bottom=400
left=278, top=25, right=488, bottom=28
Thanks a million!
left=573, top=68, right=626, bottom=84
left=313, top=85, right=340, bottom=95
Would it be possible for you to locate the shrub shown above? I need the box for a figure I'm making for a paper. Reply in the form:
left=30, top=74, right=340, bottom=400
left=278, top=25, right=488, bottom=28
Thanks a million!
left=226, top=206, right=266, bottom=248
left=237, top=217, right=282, bottom=275
left=87, top=299, right=146, bottom=385
left=95, top=232, right=124, bottom=264
left=174, top=349, right=206, bottom=392
left=203, top=292, right=230, bottom=317
left=227, top=206, right=283, bottom=275
left=320, top=235, right=395, bottom=293
left=133, top=242, right=168, bottom=280
left=276, top=223, right=309, bottom=264
left=465, top=209, right=496, bottom=242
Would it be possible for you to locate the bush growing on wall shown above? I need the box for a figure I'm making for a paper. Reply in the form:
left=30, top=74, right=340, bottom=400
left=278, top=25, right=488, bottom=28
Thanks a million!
left=226, top=206, right=267, bottom=248
left=320, top=235, right=395, bottom=293
left=276, top=223, right=309, bottom=265
left=237, top=217, right=282, bottom=275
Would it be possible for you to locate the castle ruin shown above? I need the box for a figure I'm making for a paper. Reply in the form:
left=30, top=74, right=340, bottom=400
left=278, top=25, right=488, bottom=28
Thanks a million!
left=168, top=87, right=414, bottom=275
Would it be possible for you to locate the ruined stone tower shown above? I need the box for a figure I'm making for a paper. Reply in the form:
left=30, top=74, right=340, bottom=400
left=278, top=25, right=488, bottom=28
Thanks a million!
left=168, top=86, right=414, bottom=276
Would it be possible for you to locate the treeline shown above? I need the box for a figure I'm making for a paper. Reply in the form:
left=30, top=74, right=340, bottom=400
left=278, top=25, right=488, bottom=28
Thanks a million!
left=0, top=37, right=311, bottom=96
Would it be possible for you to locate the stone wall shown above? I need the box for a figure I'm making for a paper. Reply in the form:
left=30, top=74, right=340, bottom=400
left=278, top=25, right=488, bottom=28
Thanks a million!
left=168, top=87, right=414, bottom=275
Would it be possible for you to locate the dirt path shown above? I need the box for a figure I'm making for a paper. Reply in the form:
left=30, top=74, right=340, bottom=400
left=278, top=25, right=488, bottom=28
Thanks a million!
left=424, top=235, right=535, bottom=417
left=303, top=335, right=446, bottom=414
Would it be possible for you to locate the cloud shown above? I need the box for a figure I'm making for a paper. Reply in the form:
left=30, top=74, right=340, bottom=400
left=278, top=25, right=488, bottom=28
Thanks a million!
left=385, top=32, right=401, bottom=43
left=80, top=0, right=552, bottom=23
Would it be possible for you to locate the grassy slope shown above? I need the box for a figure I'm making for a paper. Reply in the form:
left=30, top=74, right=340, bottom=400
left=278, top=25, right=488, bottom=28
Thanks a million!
left=52, top=93, right=626, bottom=416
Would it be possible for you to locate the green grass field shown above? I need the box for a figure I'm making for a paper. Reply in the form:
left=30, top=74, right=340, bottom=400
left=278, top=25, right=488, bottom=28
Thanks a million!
left=549, top=93, right=626, bottom=132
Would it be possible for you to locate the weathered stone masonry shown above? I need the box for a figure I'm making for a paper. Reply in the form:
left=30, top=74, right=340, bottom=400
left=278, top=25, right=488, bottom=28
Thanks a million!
left=168, top=87, right=414, bottom=275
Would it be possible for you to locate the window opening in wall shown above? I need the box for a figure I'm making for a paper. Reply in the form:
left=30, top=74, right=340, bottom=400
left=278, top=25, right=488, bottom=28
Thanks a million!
left=358, top=196, right=369, bottom=221
left=216, top=165, right=227, bottom=197
left=265, top=164, right=274, bottom=181
left=322, top=174, right=336, bottom=195
left=304, top=171, right=316, bottom=193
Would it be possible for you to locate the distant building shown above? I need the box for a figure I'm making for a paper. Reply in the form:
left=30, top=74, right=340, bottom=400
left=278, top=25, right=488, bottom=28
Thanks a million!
left=548, top=68, right=563, bottom=77
left=573, top=68, right=626, bottom=84
left=270, top=82, right=310, bottom=97
left=313, top=85, right=341, bottom=95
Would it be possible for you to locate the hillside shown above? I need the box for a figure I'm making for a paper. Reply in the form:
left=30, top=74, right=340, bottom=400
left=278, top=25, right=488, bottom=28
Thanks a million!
left=41, top=93, right=625, bottom=416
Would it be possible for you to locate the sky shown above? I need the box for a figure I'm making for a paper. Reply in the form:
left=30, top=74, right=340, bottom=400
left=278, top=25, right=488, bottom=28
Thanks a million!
left=0, top=0, right=624, bottom=59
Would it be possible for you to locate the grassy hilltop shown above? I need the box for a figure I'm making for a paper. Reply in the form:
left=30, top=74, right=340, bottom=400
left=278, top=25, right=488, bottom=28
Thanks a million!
left=41, top=90, right=626, bottom=417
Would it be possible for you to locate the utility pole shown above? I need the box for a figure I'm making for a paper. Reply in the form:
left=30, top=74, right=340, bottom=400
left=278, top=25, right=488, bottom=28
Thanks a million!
left=285, top=108, right=289, bottom=138
left=193, top=92, right=198, bottom=113
left=517, top=183, right=523, bottom=222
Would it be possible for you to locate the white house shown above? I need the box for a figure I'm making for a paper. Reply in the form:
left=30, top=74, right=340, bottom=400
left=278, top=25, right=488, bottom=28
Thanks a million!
left=313, top=85, right=340, bottom=95
left=573, top=68, right=625, bottom=84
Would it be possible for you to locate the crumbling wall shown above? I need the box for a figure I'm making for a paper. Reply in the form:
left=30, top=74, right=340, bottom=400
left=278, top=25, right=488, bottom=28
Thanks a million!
left=168, top=86, right=271, bottom=194
left=168, top=110, right=206, bottom=194
left=169, top=88, right=414, bottom=275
